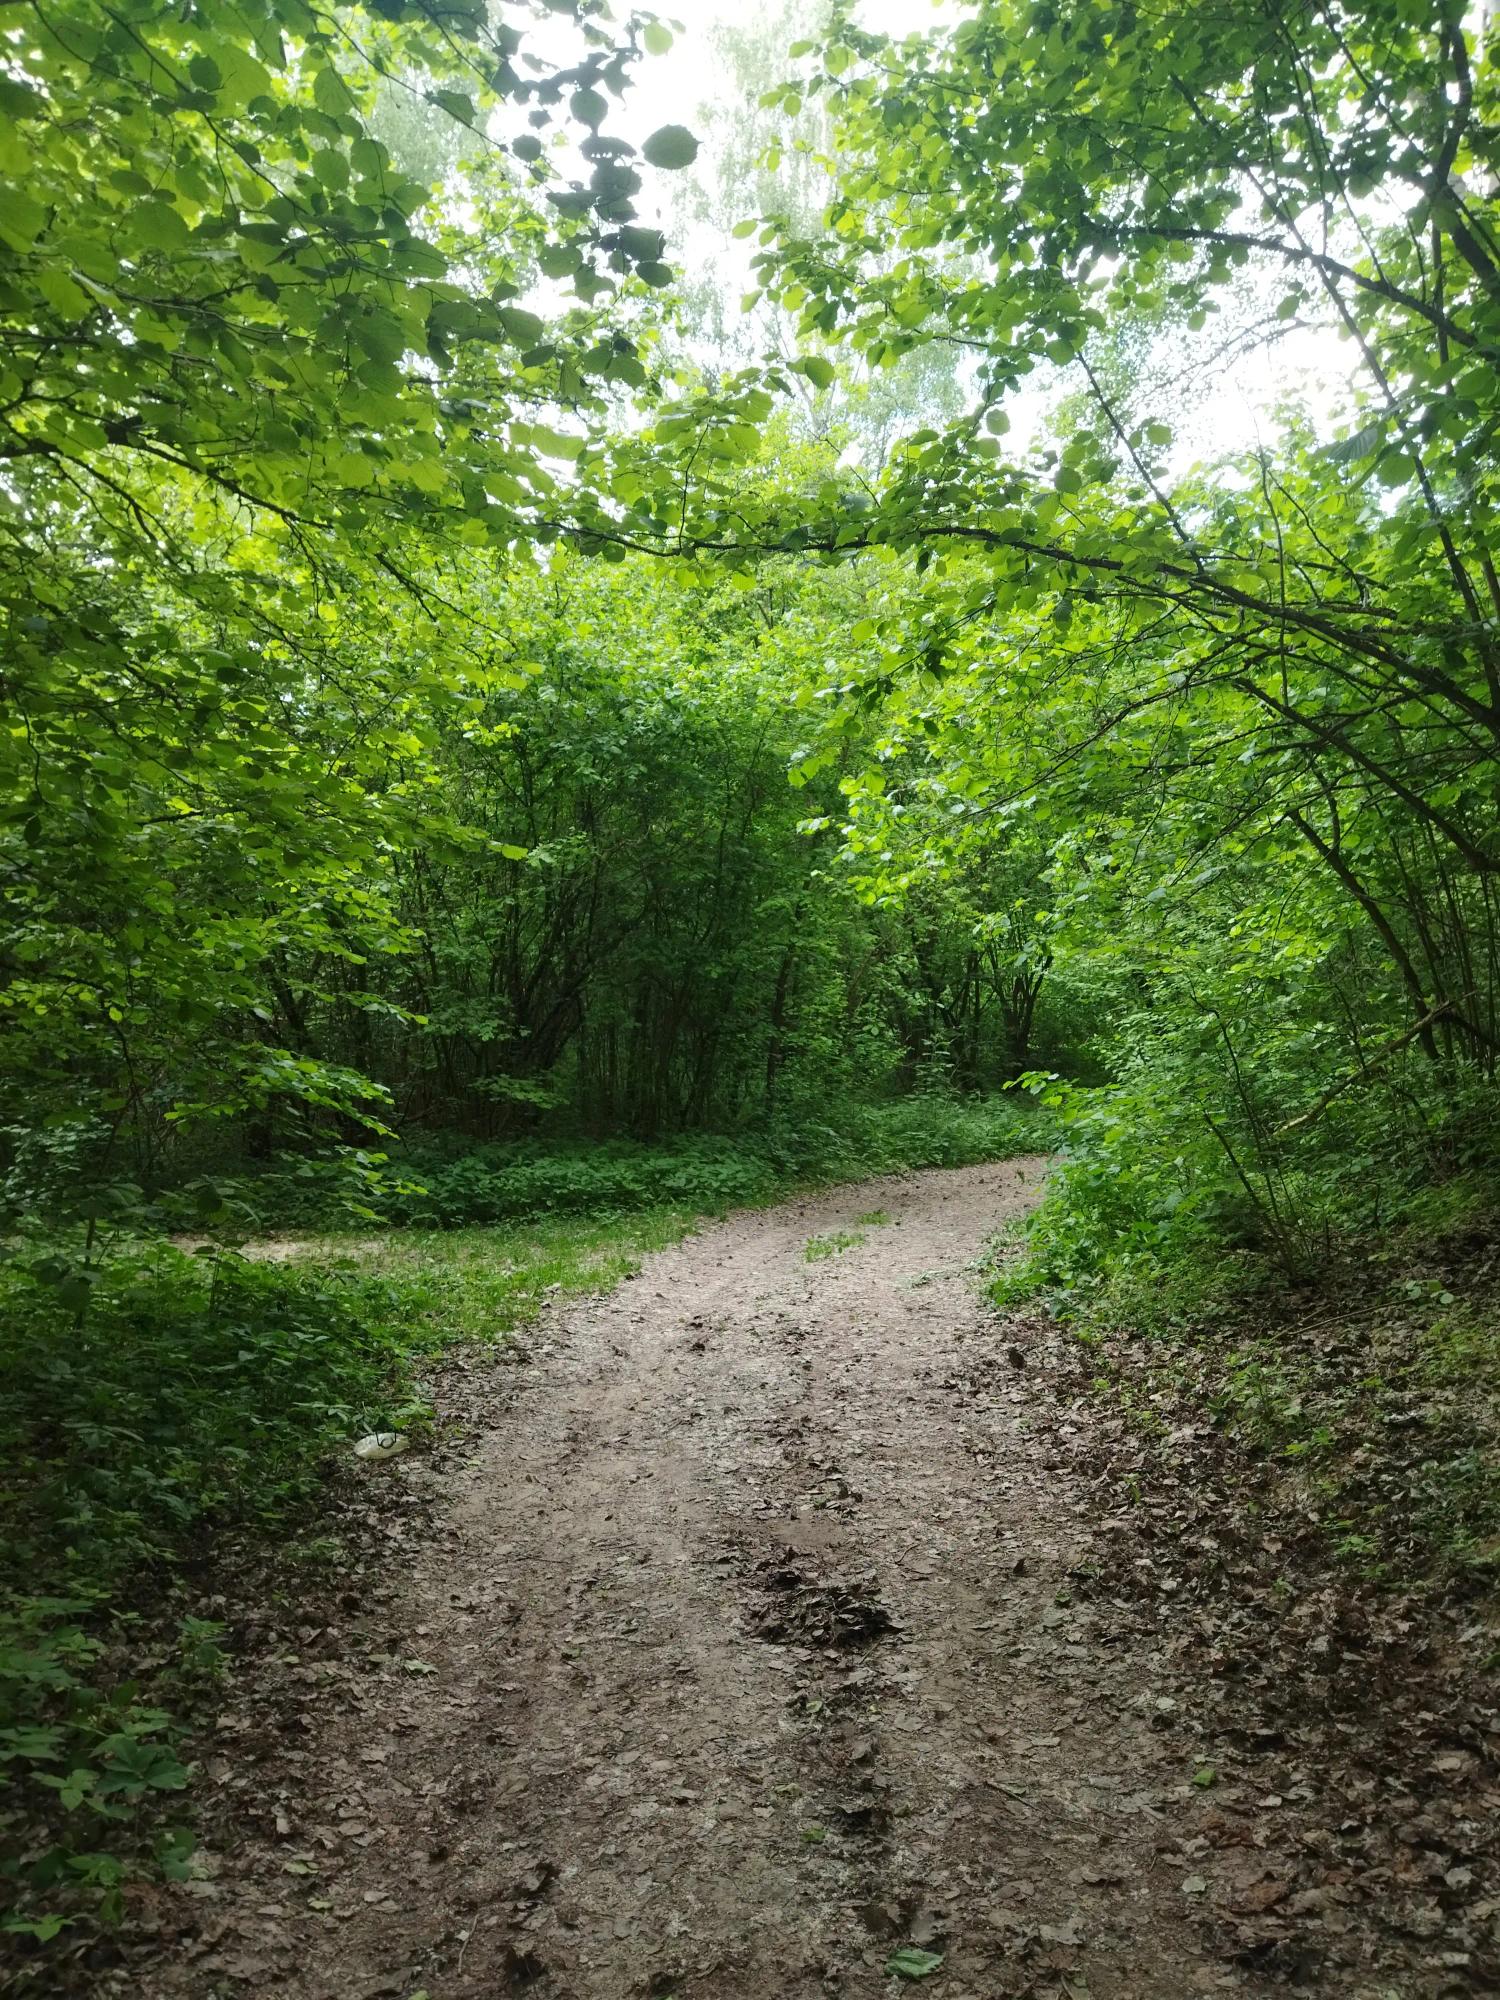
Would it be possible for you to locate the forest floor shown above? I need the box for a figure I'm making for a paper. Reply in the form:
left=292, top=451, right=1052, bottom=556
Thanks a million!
left=68, top=1163, right=1495, bottom=2000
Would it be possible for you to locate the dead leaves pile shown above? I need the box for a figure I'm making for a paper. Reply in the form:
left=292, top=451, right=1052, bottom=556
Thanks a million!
left=1014, top=1269, right=1500, bottom=1998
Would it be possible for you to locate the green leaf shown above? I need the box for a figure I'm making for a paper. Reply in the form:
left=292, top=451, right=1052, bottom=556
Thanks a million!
left=615, top=224, right=665, bottom=262
left=312, top=65, right=353, bottom=117
left=642, top=124, right=700, bottom=170
left=497, top=305, right=545, bottom=345
left=530, top=425, right=586, bottom=461
left=0, top=191, right=46, bottom=247
left=312, top=149, right=349, bottom=191
left=537, top=243, right=582, bottom=279
left=0, top=76, right=43, bottom=120
left=352, top=312, right=408, bottom=366
left=3, top=1915, right=67, bottom=1943
left=217, top=46, right=274, bottom=108
left=887, top=1948, right=945, bottom=1979
left=431, top=89, right=477, bottom=125
left=0, top=1725, right=67, bottom=1763
left=131, top=201, right=189, bottom=250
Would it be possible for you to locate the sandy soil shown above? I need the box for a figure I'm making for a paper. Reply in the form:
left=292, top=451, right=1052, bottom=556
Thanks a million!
left=137, top=1162, right=1276, bottom=2000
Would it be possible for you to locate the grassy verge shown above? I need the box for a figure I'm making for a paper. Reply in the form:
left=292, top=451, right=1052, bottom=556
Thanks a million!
left=0, top=1209, right=688, bottom=1944
left=261, top=1209, right=695, bottom=1342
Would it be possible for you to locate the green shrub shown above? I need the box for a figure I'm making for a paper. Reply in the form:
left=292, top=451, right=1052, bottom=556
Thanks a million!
left=376, top=1095, right=1049, bottom=1229
left=998, top=1060, right=1500, bottom=1323
left=383, top=1135, right=776, bottom=1225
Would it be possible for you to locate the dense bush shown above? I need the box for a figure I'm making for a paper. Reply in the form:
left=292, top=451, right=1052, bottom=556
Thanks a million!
left=381, top=1096, right=1047, bottom=1227
left=385, top=1135, right=776, bottom=1225
left=999, top=1047, right=1500, bottom=1325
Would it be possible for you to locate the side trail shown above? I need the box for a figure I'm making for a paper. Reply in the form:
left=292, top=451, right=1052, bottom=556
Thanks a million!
left=143, top=1163, right=1272, bottom=2000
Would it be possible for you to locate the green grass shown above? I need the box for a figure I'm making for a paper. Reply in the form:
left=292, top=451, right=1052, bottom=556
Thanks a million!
left=805, top=1229, right=866, bottom=1261
left=270, top=1210, right=694, bottom=1343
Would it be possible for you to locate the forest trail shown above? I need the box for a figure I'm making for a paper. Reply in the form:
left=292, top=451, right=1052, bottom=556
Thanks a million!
left=147, top=1164, right=1269, bottom=2000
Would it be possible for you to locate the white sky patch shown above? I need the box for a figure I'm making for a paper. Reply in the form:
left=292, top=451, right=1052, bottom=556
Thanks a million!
left=512, top=1, right=1350, bottom=473
left=618, top=0, right=949, bottom=214
left=630, top=3, right=1347, bottom=460
left=621, top=0, right=948, bottom=146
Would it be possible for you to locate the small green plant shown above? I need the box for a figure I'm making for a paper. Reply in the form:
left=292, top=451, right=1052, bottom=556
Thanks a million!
left=175, top=1618, right=229, bottom=1687
left=805, top=1229, right=866, bottom=1261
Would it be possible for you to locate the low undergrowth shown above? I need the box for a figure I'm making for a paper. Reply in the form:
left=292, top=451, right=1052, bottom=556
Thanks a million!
left=996, top=1062, right=1500, bottom=1594
left=990, top=1143, right=1500, bottom=1976
left=253, top=1093, right=1047, bottom=1231
left=0, top=1209, right=687, bottom=1946
left=997, top=1216, right=1500, bottom=1599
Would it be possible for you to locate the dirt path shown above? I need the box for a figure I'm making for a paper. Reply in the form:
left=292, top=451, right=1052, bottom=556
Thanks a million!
left=144, top=1163, right=1272, bottom=2000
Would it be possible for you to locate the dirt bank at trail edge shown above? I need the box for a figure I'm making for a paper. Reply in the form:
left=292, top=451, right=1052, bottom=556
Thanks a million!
left=131, top=1164, right=1294, bottom=1999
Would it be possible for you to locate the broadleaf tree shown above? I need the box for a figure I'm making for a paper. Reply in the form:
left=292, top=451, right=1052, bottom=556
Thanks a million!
left=0, top=0, right=708, bottom=1225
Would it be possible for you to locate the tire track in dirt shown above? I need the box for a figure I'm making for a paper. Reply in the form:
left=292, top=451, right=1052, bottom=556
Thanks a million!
left=141, top=1161, right=1271, bottom=2000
